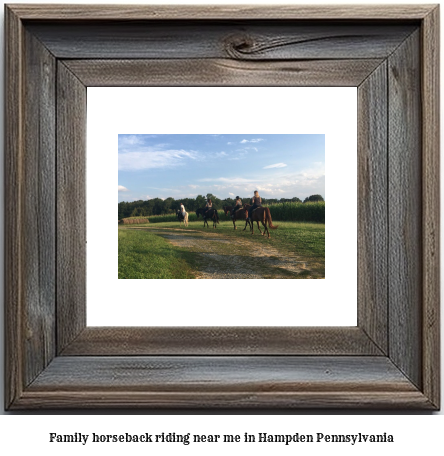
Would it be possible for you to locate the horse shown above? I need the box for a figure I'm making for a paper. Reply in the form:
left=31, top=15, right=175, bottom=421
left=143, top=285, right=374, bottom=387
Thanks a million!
left=230, top=205, right=252, bottom=231
left=246, top=206, right=278, bottom=238
left=223, top=205, right=233, bottom=217
left=196, top=207, right=219, bottom=228
left=176, top=209, right=189, bottom=227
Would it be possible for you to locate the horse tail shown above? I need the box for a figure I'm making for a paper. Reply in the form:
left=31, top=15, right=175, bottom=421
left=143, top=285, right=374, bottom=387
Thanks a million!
left=266, top=208, right=278, bottom=229
left=215, top=209, right=220, bottom=224
left=185, top=212, right=189, bottom=226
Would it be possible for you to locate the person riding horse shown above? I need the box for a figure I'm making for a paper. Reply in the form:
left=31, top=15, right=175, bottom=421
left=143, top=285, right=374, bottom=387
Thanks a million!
left=203, top=199, right=212, bottom=217
left=176, top=202, right=185, bottom=220
left=231, top=196, right=242, bottom=218
left=247, top=190, right=262, bottom=221
left=196, top=203, right=219, bottom=228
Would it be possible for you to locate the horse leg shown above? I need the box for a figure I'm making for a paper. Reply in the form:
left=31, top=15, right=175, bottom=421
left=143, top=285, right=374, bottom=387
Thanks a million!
left=264, top=221, right=270, bottom=238
left=261, top=221, right=268, bottom=237
left=256, top=220, right=263, bottom=235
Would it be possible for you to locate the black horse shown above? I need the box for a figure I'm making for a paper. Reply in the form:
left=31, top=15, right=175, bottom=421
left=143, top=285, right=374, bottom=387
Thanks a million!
left=196, top=207, right=219, bottom=228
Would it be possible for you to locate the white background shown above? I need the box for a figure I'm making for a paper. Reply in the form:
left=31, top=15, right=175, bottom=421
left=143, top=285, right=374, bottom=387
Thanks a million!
left=0, top=0, right=442, bottom=452
left=87, top=87, right=357, bottom=326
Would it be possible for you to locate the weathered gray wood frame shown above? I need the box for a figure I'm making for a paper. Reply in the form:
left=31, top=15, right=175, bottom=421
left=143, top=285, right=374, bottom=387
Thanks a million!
left=5, top=4, right=440, bottom=409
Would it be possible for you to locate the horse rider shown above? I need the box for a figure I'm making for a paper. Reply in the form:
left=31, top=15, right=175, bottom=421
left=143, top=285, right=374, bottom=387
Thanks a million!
left=231, top=196, right=242, bottom=218
left=203, top=198, right=212, bottom=217
left=247, top=190, right=262, bottom=221
left=180, top=202, right=186, bottom=219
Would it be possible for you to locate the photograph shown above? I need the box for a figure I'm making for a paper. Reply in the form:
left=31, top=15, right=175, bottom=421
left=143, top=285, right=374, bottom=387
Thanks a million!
left=118, top=134, right=325, bottom=280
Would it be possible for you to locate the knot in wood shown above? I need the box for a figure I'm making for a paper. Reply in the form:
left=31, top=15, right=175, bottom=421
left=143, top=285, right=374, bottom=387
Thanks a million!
left=224, top=34, right=255, bottom=59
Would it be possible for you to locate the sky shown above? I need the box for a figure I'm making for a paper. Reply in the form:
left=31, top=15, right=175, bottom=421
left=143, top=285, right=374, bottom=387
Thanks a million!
left=118, top=134, right=325, bottom=202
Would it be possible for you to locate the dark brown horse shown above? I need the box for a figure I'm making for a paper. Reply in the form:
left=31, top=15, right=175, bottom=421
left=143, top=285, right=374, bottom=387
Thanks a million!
left=222, top=205, right=233, bottom=217
left=246, top=206, right=278, bottom=238
left=230, top=206, right=252, bottom=231
left=196, top=207, right=219, bottom=228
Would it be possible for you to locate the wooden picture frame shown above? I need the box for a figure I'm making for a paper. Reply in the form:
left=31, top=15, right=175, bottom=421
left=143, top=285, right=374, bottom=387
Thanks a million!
left=5, top=4, right=440, bottom=409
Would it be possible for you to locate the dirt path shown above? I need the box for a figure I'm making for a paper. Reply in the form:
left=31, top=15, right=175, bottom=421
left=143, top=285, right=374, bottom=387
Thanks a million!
left=139, top=227, right=312, bottom=279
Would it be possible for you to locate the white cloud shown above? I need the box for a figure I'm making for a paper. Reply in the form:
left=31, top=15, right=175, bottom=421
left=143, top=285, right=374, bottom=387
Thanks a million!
left=188, top=184, right=198, bottom=189
left=199, top=177, right=254, bottom=184
left=152, top=143, right=171, bottom=149
left=119, top=135, right=144, bottom=147
left=119, top=148, right=198, bottom=171
left=118, top=134, right=157, bottom=148
left=263, top=163, right=287, bottom=169
left=229, top=192, right=235, bottom=196
left=240, top=138, right=264, bottom=144
left=118, top=185, right=129, bottom=192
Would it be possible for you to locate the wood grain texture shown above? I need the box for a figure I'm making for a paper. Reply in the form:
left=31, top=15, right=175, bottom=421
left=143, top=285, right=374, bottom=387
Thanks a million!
left=56, top=62, right=87, bottom=353
left=21, top=29, right=57, bottom=387
left=15, top=390, right=433, bottom=410
left=357, top=62, right=388, bottom=354
left=64, top=58, right=384, bottom=87
left=7, top=4, right=435, bottom=20
left=61, top=327, right=382, bottom=356
left=27, top=22, right=416, bottom=60
left=388, top=30, right=422, bottom=389
left=12, top=356, right=433, bottom=409
left=421, top=6, right=440, bottom=409
left=5, top=5, right=24, bottom=410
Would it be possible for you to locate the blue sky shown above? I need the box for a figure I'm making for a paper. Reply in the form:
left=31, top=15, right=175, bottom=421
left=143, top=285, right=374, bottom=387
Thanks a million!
left=118, top=134, right=325, bottom=202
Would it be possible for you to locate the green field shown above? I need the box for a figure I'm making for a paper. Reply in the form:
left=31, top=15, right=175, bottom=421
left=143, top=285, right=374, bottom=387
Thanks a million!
left=118, top=220, right=325, bottom=279
left=118, top=229, right=197, bottom=279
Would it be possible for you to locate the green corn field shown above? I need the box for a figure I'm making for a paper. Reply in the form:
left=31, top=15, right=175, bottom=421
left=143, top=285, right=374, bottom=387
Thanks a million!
left=267, top=201, right=325, bottom=223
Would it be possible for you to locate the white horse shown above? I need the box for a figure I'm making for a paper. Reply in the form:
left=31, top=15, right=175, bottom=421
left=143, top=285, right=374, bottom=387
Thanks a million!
left=177, top=209, right=189, bottom=227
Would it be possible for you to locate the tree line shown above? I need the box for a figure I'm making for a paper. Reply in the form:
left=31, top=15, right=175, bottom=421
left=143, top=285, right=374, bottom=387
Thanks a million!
left=118, top=193, right=324, bottom=219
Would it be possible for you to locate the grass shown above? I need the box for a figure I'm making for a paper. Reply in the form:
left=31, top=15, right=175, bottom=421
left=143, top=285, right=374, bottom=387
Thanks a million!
left=118, top=229, right=197, bottom=279
left=119, top=219, right=325, bottom=279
